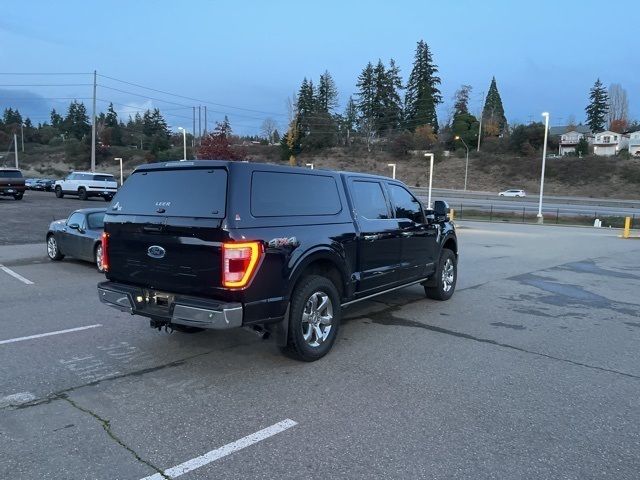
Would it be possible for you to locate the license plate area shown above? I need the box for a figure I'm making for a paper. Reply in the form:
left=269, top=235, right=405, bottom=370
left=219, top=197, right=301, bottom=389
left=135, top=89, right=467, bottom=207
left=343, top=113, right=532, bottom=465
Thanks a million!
left=141, top=290, right=176, bottom=316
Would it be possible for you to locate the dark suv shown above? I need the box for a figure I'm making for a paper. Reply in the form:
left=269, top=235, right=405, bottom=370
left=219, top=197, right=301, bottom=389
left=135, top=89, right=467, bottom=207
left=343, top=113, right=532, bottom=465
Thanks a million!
left=97, top=160, right=458, bottom=361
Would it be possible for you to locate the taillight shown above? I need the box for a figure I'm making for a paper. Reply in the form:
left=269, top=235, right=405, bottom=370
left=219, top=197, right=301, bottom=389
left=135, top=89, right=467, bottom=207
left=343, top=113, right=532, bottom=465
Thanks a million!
left=222, top=241, right=262, bottom=288
left=101, top=232, right=109, bottom=272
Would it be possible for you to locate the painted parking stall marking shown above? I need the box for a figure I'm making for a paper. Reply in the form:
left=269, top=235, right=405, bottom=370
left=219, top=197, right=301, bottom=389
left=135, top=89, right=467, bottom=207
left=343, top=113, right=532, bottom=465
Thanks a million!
left=0, top=324, right=102, bottom=345
left=139, top=419, right=298, bottom=480
left=0, top=264, right=34, bottom=285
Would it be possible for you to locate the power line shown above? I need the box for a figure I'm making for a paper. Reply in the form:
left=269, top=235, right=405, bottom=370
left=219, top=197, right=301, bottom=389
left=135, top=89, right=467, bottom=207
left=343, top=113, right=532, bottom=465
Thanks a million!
left=0, top=84, right=92, bottom=87
left=97, top=73, right=287, bottom=117
left=0, top=72, right=91, bottom=75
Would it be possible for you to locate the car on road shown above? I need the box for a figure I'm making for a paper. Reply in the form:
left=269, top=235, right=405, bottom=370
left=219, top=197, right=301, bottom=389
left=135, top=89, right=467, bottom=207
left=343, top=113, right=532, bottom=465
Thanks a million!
left=97, top=160, right=458, bottom=361
left=0, top=168, right=26, bottom=200
left=54, top=171, right=118, bottom=201
left=499, top=189, right=526, bottom=197
left=46, top=208, right=107, bottom=271
left=33, top=178, right=54, bottom=191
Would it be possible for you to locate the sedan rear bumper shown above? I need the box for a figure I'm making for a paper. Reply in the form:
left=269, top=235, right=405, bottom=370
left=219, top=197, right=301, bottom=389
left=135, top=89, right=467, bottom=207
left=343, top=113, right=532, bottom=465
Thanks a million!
left=97, top=281, right=243, bottom=329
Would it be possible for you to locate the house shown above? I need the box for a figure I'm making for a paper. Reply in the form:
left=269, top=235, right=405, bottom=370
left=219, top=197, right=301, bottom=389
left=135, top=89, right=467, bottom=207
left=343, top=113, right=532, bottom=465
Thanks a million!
left=628, top=131, right=640, bottom=156
left=558, top=130, right=586, bottom=155
left=592, top=131, right=629, bottom=157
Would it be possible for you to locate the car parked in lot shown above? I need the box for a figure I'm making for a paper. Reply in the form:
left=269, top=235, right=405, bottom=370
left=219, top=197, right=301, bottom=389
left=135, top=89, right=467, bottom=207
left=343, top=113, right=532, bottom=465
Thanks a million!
left=25, top=178, right=38, bottom=189
left=54, top=171, right=118, bottom=201
left=499, top=189, right=526, bottom=197
left=0, top=168, right=26, bottom=200
left=97, top=160, right=458, bottom=361
left=33, top=178, right=54, bottom=191
left=47, top=208, right=107, bottom=271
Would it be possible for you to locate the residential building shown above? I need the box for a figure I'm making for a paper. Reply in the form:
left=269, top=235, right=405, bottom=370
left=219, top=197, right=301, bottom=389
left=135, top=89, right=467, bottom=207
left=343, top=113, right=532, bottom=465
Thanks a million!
left=628, top=131, right=640, bottom=156
left=558, top=130, right=586, bottom=155
left=592, top=131, right=628, bottom=157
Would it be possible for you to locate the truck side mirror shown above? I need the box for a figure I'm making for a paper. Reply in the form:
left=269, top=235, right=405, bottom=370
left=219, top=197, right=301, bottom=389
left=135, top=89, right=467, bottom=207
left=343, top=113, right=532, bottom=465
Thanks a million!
left=434, top=200, right=449, bottom=221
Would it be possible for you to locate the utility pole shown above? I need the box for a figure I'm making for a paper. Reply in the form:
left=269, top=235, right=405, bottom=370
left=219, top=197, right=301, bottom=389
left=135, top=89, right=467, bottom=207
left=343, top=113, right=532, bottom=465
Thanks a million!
left=192, top=107, right=196, bottom=147
left=90, top=70, right=97, bottom=172
left=14, top=133, right=19, bottom=169
left=204, top=106, right=207, bottom=135
left=198, top=106, right=202, bottom=145
left=20, top=123, right=24, bottom=152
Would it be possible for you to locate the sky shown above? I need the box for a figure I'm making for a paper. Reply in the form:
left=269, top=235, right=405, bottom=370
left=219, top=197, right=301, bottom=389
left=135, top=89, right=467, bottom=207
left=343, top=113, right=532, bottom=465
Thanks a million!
left=1, top=0, right=638, bottom=136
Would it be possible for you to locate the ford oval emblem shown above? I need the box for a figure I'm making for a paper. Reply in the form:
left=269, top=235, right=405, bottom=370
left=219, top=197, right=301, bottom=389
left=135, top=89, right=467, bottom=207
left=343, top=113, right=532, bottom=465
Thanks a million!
left=147, top=245, right=166, bottom=259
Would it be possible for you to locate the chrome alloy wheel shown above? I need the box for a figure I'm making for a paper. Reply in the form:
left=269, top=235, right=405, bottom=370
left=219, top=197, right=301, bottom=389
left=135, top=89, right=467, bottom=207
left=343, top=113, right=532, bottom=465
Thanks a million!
left=95, top=244, right=104, bottom=272
left=442, top=258, right=455, bottom=292
left=47, top=236, right=58, bottom=259
left=302, top=291, right=333, bottom=347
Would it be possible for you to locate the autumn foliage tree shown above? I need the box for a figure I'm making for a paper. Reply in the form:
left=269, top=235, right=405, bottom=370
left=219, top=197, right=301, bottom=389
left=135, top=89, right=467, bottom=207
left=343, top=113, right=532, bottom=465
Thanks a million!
left=197, top=116, right=245, bottom=160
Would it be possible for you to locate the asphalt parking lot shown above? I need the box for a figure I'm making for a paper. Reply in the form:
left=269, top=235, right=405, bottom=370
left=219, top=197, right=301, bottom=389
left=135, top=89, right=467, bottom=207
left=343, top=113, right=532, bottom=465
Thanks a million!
left=1, top=196, right=640, bottom=479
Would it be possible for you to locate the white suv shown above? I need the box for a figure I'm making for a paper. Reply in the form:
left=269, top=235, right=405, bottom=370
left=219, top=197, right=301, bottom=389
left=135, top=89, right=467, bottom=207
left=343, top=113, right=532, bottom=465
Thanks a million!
left=54, top=171, right=118, bottom=201
left=499, top=189, right=526, bottom=197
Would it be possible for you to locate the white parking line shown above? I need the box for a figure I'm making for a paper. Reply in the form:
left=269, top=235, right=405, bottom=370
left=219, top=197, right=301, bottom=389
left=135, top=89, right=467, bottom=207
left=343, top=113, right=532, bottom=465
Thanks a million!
left=139, top=418, right=298, bottom=480
left=0, top=324, right=102, bottom=345
left=0, top=264, right=34, bottom=285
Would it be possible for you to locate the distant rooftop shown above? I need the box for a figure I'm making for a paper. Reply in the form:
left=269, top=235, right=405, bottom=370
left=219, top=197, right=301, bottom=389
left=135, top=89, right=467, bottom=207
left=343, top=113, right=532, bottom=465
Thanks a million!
left=549, top=125, right=592, bottom=136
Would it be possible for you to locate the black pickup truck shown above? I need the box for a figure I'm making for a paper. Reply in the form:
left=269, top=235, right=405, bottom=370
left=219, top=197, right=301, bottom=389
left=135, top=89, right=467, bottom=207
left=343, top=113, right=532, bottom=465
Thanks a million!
left=97, top=160, right=458, bottom=361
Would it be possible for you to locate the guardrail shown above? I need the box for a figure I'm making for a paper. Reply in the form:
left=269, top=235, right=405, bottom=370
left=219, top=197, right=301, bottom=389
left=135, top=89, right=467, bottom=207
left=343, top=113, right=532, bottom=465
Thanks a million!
left=436, top=201, right=636, bottom=228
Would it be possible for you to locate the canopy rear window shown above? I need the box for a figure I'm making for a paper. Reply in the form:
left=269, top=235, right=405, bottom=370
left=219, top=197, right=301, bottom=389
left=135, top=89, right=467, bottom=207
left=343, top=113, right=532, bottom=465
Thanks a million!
left=111, top=168, right=227, bottom=218
left=93, top=174, right=115, bottom=181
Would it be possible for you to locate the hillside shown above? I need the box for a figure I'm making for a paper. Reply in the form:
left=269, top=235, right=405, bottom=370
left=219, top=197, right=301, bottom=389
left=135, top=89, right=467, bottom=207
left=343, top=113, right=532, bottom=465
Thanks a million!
left=7, top=143, right=640, bottom=199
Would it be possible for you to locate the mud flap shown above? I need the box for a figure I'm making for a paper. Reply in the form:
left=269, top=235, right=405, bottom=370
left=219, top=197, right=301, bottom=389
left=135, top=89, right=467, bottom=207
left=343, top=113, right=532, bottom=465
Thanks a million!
left=271, top=304, right=290, bottom=347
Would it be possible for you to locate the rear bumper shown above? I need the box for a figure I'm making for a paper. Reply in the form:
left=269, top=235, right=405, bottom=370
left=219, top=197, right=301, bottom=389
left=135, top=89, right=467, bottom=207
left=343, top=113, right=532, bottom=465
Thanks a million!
left=0, top=186, right=26, bottom=195
left=97, top=281, right=243, bottom=329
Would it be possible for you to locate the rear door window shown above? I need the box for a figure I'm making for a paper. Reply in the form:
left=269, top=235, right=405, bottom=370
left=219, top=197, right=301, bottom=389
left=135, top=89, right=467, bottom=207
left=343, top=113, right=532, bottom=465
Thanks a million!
left=93, top=175, right=114, bottom=182
left=111, top=168, right=227, bottom=218
left=351, top=181, right=390, bottom=220
left=250, top=171, right=342, bottom=217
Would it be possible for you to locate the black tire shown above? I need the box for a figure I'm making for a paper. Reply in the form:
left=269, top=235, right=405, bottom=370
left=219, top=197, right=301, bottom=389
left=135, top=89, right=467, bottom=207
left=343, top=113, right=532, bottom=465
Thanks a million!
left=55, top=186, right=64, bottom=198
left=13, top=192, right=23, bottom=200
left=281, top=274, right=341, bottom=362
left=424, top=249, right=457, bottom=301
left=78, top=187, right=87, bottom=201
left=104, top=195, right=113, bottom=202
left=46, top=234, right=64, bottom=261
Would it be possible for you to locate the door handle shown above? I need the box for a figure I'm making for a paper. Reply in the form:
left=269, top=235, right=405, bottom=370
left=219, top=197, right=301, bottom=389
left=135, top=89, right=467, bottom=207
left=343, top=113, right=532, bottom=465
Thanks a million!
left=363, top=234, right=379, bottom=241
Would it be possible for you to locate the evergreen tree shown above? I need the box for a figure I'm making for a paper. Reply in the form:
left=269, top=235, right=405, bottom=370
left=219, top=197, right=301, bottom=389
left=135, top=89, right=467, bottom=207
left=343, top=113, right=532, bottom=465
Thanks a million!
left=482, top=77, right=507, bottom=135
left=50, top=109, right=63, bottom=129
left=105, top=103, right=118, bottom=127
left=585, top=78, right=609, bottom=132
left=317, top=70, right=339, bottom=113
left=575, top=137, right=589, bottom=157
left=404, top=40, right=442, bottom=132
left=63, top=101, right=91, bottom=140
left=3, top=108, right=22, bottom=126
left=356, top=62, right=376, bottom=148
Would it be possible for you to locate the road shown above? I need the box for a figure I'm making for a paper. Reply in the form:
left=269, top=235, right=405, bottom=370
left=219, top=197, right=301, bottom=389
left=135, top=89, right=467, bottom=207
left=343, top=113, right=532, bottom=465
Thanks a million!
left=1, top=221, right=639, bottom=479
left=415, top=188, right=640, bottom=218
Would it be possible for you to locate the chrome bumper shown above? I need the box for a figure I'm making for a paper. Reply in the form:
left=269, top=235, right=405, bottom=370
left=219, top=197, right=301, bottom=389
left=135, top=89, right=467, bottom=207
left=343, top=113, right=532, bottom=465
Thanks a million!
left=97, top=282, right=243, bottom=330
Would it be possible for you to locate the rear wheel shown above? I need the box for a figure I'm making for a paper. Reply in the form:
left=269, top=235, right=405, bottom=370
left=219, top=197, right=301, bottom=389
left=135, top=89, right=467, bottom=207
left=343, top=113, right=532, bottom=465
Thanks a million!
left=95, top=243, right=105, bottom=272
left=281, top=274, right=341, bottom=362
left=55, top=186, right=64, bottom=198
left=78, top=187, right=87, bottom=200
left=424, top=249, right=457, bottom=301
left=104, top=195, right=113, bottom=202
left=13, top=192, right=23, bottom=200
left=47, top=235, right=64, bottom=261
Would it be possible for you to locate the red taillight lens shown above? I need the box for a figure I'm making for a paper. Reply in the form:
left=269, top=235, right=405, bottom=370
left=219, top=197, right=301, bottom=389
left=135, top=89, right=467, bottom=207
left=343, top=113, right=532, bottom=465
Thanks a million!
left=101, top=232, right=109, bottom=272
left=222, top=241, right=262, bottom=288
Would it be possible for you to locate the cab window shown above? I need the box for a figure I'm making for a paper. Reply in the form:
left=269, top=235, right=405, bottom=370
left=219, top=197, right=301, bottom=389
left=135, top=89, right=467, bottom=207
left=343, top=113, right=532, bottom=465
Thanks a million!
left=388, top=184, right=424, bottom=223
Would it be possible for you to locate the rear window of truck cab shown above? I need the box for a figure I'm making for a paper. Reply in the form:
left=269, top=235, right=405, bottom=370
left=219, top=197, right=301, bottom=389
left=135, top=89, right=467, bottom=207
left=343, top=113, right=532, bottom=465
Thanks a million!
left=0, top=170, right=22, bottom=178
left=110, top=167, right=227, bottom=218
left=250, top=171, right=342, bottom=217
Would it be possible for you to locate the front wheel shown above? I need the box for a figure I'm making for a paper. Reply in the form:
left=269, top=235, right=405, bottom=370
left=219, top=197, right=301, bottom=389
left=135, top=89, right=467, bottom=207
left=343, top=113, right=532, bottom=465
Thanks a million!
left=281, top=274, right=341, bottom=362
left=47, top=235, right=64, bottom=261
left=424, top=249, right=457, bottom=301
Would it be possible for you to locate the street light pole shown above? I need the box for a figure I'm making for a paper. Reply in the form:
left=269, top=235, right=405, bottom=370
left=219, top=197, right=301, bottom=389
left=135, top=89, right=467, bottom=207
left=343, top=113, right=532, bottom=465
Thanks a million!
left=20, top=123, right=24, bottom=152
left=455, top=136, right=470, bottom=191
left=537, top=112, right=550, bottom=223
left=387, top=163, right=396, bottom=179
left=114, top=157, right=123, bottom=186
left=13, top=133, right=19, bottom=169
left=178, top=127, right=187, bottom=161
left=424, top=153, right=434, bottom=209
